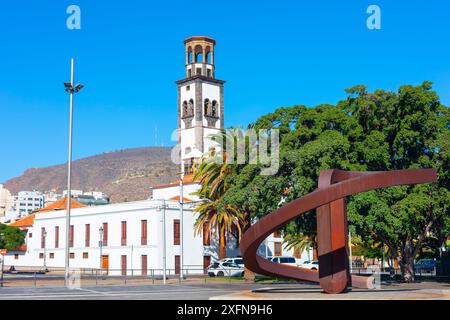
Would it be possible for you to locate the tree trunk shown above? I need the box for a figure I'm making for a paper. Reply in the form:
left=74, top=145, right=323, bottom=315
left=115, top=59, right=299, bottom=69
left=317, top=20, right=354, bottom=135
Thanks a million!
left=399, top=257, right=415, bottom=282
left=398, top=238, right=418, bottom=282
left=312, top=243, right=318, bottom=260
left=242, top=212, right=255, bottom=282
left=219, top=226, right=227, bottom=259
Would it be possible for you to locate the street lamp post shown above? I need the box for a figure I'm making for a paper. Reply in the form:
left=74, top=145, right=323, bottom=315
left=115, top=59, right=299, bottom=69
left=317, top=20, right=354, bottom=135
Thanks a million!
left=162, top=199, right=167, bottom=284
left=179, top=171, right=184, bottom=281
left=349, top=231, right=353, bottom=274
left=63, top=58, right=84, bottom=286
left=0, top=256, right=3, bottom=288
left=99, top=226, right=103, bottom=270
left=43, top=230, right=47, bottom=271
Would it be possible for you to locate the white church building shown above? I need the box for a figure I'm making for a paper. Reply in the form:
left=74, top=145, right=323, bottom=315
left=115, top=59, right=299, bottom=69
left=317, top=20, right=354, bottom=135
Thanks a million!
left=2, top=36, right=309, bottom=276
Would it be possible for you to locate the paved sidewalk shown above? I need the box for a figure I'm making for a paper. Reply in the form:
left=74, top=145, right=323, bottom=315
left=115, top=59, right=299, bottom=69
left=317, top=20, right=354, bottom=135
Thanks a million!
left=0, top=282, right=278, bottom=300
left=210, top=281, right=450, bottom=300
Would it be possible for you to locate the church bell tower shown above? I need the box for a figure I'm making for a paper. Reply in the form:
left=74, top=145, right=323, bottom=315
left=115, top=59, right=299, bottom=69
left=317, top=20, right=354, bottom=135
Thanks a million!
left=177, top=36, right=225, bottom=174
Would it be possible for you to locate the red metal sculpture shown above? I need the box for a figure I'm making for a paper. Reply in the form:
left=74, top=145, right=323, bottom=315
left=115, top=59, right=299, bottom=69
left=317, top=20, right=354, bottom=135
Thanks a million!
left=239, top=169, right=438, bottom=294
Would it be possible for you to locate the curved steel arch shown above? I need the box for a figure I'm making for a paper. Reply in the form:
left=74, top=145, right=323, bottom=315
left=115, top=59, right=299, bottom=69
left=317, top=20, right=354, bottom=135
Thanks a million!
left=239, top=169, right=438, bottom=294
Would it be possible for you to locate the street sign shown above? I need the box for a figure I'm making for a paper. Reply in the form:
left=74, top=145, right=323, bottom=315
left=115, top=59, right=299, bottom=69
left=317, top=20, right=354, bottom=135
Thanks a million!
left=0, top=249, right=7, bottom=256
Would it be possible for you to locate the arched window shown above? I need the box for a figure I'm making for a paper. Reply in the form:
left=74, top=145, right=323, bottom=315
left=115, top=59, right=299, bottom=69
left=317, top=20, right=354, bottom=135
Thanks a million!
left=205, top=51, right=211, bottom=64
left=194, top=45, right=203, bottom=63
left=188, top=99, right=194, bottom=116
left=204, top=99, right=211, bottom=115
left=211, top=100, right=218, bottom=117
left=182, top=101, right=188, bottom=117
left=187, top=47, right=193, bottom=64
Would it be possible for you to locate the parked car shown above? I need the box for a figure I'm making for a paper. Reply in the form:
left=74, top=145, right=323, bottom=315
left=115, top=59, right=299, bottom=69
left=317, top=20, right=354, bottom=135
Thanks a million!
left=414, top=259, right=437, bottom=273
left=299, top=260, right=319, bottom=270
left=207, top=262, right=245, bottom=277
left=270, top=256, right=298, bottom=267
left=219, top=257, right=244, bottom=268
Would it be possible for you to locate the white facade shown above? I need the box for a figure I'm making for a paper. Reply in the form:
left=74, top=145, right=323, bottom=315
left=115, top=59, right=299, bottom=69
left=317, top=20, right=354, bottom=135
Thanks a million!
left=0, top=184, right=14, bottom=218
left=1, top=209, right=20, bottom=224
left=3, top=197, right=308, bottom=273
left=43, top=191, right=62, bottom=207
left=152, top=183, right=201, bottom=202
left=17, top=191, right=44, bottom=217
left=3, top=200, right=215, bottom=276
left=178, top=79, right=223, bottom=167
left=178, top=37, right=224, bottom=174
left=62, top=190, right=83, bottom=197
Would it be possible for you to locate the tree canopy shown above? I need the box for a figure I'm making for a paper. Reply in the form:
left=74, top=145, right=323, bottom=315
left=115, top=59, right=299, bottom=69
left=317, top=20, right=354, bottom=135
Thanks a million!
left=0, top=223, right=25, bottom=250
left=219, top=82, right=450, bottom=281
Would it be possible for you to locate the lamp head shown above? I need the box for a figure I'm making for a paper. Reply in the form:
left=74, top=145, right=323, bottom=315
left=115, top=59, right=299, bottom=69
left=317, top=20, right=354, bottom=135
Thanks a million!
left=74, top=84, right=84, bottom=92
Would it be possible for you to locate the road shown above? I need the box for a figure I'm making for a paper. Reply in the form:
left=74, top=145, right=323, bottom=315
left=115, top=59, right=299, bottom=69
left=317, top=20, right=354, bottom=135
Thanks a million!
left=1, top=280, right=448, bottom=300
left=0, top=282, right=284, bottom=300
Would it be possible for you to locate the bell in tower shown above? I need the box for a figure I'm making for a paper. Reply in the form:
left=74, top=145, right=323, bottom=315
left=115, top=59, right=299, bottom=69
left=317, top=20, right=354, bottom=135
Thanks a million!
left=177, top=36, right=225, bottom=175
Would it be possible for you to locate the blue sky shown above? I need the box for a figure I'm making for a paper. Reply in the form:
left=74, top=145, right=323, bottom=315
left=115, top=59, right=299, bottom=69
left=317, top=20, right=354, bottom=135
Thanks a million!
left=0, top=0, right=449, bottom=182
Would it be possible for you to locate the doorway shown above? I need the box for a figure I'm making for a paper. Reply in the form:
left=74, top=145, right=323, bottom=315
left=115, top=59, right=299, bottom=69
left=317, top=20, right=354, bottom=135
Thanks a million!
left=121, top=255, right=127, bottom=276
left=175, top=255, right=180, bottom=275
left=101, top=255, right=109, bottom=275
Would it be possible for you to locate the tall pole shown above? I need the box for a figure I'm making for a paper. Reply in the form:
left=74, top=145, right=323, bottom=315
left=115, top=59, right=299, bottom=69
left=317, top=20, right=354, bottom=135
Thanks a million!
left=265, top=238, right=269, bottom=258
left=162, top=199, right=166, bottom=285
left=43, top=231, right=47, bottom=271
left=64, top=58, right=75, bottom=286
left=99, top=227, right=103, bottom=270
left=0, top=255, right=4, bottom=287
left=348, top=231, right=353, bottom=274
left=131, top=245, right=134, bottom=276
left=179, top=170, right=184, bottom=281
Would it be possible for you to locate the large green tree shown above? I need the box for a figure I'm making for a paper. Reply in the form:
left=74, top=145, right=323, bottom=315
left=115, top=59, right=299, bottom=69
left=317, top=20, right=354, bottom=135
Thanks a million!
left=220, top=82, right=449, bottom=282
left=0, top=224, right=25, bottom=250
left=343, top=82, right=450, bottom=281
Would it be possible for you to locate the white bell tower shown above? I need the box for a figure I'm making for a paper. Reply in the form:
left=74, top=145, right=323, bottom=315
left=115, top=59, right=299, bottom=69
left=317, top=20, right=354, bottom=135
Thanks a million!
left=177, top=36, right=224, bottom=174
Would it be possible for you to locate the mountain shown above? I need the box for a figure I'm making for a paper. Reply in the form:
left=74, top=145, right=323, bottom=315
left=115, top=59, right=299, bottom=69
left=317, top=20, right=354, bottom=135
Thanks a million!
left=3, top=147, right=179, bottom=203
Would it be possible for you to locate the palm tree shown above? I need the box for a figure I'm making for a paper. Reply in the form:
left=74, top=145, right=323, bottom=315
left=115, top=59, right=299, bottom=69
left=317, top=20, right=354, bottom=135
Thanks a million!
left=193, top=199, right=242, bottom=259
left=284, top=232, right=318, bottom=260
left=193, top=149, right=230, bottom=199
left=192, top=146, right=243, bottom=259
left=192, top=129, right=257, bottom=279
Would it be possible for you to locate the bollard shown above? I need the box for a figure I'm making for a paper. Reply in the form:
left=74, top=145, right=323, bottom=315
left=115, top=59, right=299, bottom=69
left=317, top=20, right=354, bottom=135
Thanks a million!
left=95, top=269, right=98, bottom=285
left=34, top=272, right=37, bottom=287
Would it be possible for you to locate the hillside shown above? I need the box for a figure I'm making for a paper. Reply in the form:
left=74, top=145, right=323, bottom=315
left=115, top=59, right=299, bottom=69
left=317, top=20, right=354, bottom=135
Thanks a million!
left=3, top=147, right=178, bottom=203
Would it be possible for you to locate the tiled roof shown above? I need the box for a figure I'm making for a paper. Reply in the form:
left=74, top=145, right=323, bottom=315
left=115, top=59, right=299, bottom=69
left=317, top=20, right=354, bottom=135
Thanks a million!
left=169, top=196, right=194, bottom=202
left=9, top=197, right=85, bottom=228
left=15, top=244, right=27, bottom=251
left=9, top=214, right=36, bottom=228
left=152, top=174, right=195, bottom=189
left=35, top=197, right=86, bottom=212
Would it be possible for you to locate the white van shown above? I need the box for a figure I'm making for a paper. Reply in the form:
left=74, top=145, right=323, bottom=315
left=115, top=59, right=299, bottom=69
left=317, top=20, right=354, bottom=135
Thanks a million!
left=219, top=257, right=244, bottom=268
left=270, top=256, right=298, bottom=267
